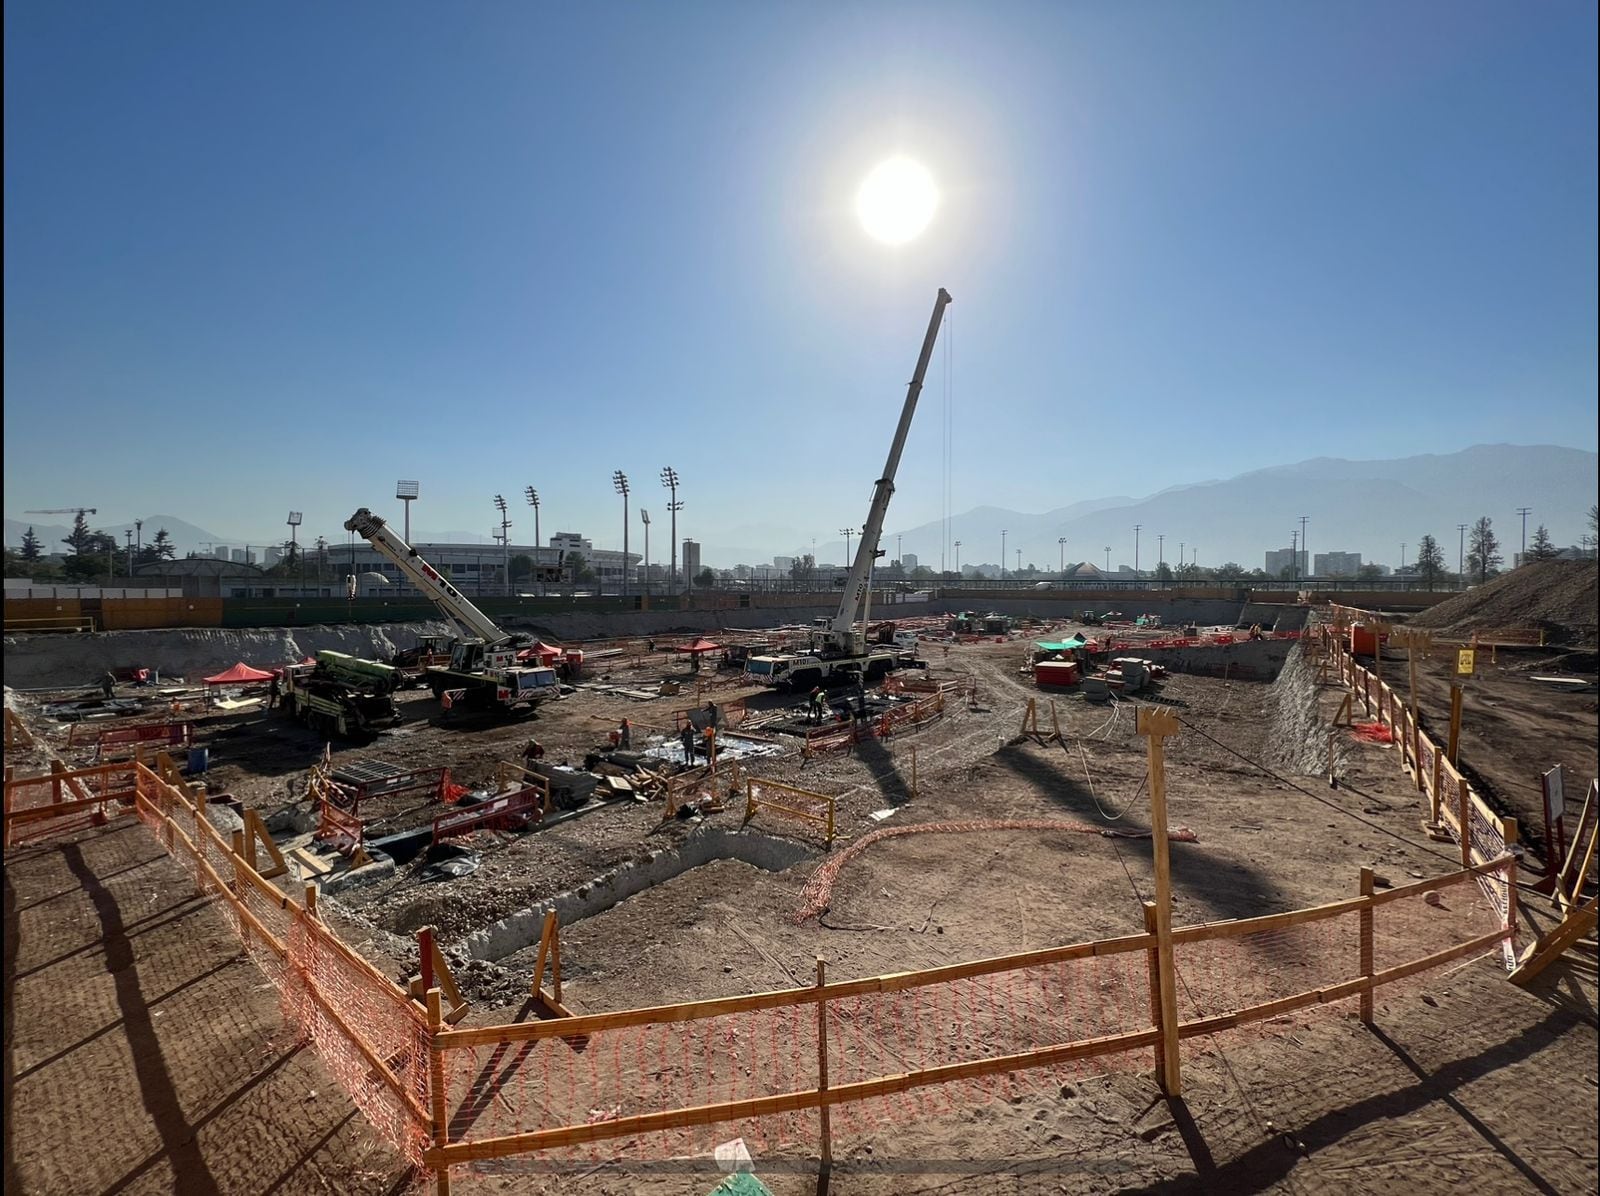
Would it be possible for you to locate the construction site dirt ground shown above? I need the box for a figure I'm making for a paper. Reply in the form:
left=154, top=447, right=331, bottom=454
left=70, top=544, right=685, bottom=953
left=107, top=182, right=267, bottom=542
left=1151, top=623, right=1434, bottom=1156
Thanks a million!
left=6, top=630, right=1597, bottom=1194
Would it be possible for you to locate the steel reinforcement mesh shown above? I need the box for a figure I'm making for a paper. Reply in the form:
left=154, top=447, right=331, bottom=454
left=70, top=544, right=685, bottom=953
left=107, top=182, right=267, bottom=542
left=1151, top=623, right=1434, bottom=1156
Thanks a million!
left=441, top=948, right=1151, bottom=1168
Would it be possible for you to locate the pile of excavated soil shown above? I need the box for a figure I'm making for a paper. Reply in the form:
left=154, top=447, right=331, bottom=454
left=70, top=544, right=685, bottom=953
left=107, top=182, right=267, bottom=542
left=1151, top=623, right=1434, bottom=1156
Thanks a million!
left=1407, top=560, right=1598, bottom=646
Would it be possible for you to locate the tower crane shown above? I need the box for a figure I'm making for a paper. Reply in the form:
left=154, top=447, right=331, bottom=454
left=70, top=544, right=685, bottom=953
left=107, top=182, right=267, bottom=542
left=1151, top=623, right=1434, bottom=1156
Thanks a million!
left=25, top=507, right=98, bottom=519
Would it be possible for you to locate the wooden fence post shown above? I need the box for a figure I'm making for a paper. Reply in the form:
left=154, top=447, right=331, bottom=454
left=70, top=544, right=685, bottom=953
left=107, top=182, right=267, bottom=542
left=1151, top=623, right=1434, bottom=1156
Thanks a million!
left=1142, top=902, right=1165, bottom=1079
left=816, top=957, right=832, bottom=1173
left=304, top=881, right=319, bottom=919
left=419, top=927, right=435, bottom=996
left=1137, top=706, right=1182, bottom=1096
left=1358, top=868, right=1375, bottom=1024
left=1503, top=819, right=1518, bottom=937
left=1447, top=685, right=1463, bottom=763
left=427, top=987, right=452, bottom=1196
left=1459, top=782, right=1473, bottom=869
left=191, top=788, right=206, bottom=894
left=231, top=830, right=252, bottom=949
left=1430, top=750, right=1442, bottom=825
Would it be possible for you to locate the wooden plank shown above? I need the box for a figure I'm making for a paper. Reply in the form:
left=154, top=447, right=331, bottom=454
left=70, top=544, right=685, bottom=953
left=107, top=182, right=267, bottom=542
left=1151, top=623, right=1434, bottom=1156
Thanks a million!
left=431, top=1025, right=1163, bottom=1161
left=1509, top=897, right=1599, bottom=986
left=816, top=959, right=831, bottom=1170
left=427, top=989, right=453, bottom=1196
left=1138, top=705, right=1182, bottom=1096
left=1370, top=927, right=1510, bottom=988
left=1169, top=896, right=1366, bottom=944
left=438, top=930, right=1156, bottom=1049
left=1367, top=855, right=1512, bottom=907
left=1359, top=868, right=1375, bottom=1023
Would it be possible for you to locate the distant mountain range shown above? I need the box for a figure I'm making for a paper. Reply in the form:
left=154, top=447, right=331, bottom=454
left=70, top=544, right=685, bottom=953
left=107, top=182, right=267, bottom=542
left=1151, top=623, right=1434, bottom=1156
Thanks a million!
left=2, top=514, right=240, bottom=557
left=7, top=444, right=1596, bottom=572
left=802, top=444, right=1599, bottom=573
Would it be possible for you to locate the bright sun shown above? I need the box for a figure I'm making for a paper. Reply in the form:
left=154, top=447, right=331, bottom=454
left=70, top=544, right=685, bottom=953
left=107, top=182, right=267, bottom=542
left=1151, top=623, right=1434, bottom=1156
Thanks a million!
left=855, top=156, right=939, bottom=245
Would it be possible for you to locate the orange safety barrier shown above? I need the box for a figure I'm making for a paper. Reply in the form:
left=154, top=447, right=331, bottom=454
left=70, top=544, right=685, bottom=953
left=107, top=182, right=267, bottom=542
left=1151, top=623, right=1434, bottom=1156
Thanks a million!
left=745, top=776, right=836, bottom=843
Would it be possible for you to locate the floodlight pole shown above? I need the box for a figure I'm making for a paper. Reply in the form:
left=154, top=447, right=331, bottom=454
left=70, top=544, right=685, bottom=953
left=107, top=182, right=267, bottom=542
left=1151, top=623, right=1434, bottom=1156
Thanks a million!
left=523, top=486, right=541, bottom=547
left=1134, top=524, right=1141, bottom=576
left=613, top=471, right=630, bottom=598
left=1059, top=536, right=1067, bottom=578
left=287, top=512, right=303, bottom=592
left=493, top=495, right=510, bottom=595
left=661, top=467, right=682, bottom=595
left=1516, top=507, right=1531, bottom=560
left=396, top=480, right=419, bottom=544
left=1001, top=530, right=1007, bottom=580
left=640, top=509, right=651, bottom=597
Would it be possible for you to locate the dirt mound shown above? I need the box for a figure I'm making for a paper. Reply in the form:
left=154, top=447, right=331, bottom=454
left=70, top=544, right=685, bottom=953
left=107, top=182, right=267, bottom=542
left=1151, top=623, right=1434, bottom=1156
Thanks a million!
left=1407, top=560, right=1598, bottom=646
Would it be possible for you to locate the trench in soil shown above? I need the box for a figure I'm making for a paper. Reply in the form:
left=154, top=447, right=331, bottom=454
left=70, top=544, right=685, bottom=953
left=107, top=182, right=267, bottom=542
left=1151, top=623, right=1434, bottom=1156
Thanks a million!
left=446, top=826, right=815, bottom=961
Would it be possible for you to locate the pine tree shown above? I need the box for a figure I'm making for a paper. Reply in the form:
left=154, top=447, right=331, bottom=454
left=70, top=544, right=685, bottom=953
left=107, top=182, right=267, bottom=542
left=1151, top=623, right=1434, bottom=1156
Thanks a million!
left=61, top=511, right=94, bottom=554
left=20, top=526, right=42, bottom=561
left=1415, top=534, right=1447, bottom=591
left=1466, top=516, right=1501, bottom=584
left=151, top=528, right=176, bottom=559
left=1527, top=525, right=1558, bottom=561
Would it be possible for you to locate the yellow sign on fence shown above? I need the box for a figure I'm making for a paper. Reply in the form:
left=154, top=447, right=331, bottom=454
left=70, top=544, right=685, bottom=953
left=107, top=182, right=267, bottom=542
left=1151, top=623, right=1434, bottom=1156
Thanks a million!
left=1456, top=649, right=1476, bottom=677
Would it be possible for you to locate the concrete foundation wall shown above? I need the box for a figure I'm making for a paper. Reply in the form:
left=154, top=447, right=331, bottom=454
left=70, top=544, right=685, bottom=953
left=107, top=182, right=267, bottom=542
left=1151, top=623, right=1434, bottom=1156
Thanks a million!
left=463, top=826, right=813, bottom=961
left=1126, top=636, right=1296, bottom=681
left=1, top=622, right=456, bottom=689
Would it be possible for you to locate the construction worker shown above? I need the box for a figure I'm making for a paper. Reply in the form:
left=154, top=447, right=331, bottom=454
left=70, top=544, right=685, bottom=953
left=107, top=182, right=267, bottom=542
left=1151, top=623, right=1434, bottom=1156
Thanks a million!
left=808, top=687, right=824, bottom=724
left=523, top=738, right=546, bottom=768
left=268, top=673, right=281, bottom=710
left=101, top=671, right=116, bottom=699
left=617, top=718, right=632, bottom=749
left=702, top=724, right=717, bottom=765
left=704, top=701, right=719, bottom=730
left=679, top=722, right=698, bottom=764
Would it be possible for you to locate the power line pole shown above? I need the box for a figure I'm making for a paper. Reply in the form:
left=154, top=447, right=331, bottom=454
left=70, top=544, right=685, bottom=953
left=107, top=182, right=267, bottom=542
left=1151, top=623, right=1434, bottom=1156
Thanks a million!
left=1516, top=507, right=1531, bottom=561
left=1299, top=515, right=1309, bottom=579
left=1457, top=523, right=1468, bottom=588
left=1134, top=523, right=1141, bottom=576
left=1001, top=530, right=1007, bottom=580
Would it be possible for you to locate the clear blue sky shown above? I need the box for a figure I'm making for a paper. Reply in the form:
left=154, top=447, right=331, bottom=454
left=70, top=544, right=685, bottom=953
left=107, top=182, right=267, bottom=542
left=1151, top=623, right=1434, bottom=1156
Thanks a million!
left=5, top=1, right=1596, bottom=563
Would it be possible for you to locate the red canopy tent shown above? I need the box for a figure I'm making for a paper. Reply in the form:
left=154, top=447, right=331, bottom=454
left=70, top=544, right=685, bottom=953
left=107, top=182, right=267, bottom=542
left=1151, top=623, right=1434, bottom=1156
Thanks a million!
left=203, top=662, right=276, bottom=686
left=518, top=641, right=563, bottom=666
left=675, top=638, right=722, bottom=655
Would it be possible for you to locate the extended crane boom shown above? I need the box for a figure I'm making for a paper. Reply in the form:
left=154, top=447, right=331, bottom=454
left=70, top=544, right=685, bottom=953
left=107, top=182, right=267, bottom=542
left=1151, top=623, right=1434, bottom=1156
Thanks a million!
left=344, top=508, right=509, bottom=646
left=824, top=287, right=952, bottom=656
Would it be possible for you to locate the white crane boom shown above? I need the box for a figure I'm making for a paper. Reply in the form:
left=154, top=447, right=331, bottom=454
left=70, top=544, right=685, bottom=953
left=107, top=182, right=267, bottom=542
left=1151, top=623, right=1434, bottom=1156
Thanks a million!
left=344, top=508, right=510, bottom=646
left=823, top=287, right=952, bottom=655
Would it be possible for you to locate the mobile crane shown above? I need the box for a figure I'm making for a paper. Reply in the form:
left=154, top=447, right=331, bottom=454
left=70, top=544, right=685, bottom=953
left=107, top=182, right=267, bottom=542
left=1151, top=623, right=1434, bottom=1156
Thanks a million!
left=745, top=287, right=952, bottom=693
left=280, top=650, right=403, bottom=738
left=343, top=508, right=563, bottom=717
